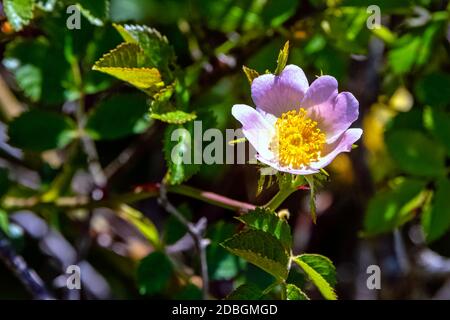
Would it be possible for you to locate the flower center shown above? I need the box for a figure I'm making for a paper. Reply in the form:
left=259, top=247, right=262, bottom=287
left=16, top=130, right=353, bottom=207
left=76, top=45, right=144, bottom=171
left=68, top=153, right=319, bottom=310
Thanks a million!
left=270, top=108, right=326, bottom=169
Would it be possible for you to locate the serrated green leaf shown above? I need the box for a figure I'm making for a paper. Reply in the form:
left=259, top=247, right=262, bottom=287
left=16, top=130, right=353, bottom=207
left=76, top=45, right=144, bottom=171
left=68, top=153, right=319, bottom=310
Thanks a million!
left=93, top=42, right=163, bottom=91
left=364, top=178, right=427, bottom=235
left=274, top=41, right=289, bottom=75
left=112, top=24, right=175, bottom=75
left=3, top=0, right=35, bottom=31
left=294, top=254, right=337, bottom=300
left=386, top=130, right=446, bottom=177
left=86, top=94, right=150, bottom=140
left=226, top=283, right=263, bottom=300
left=8, top=110, right=77, bottom=152
left=421, top=178, right=450, bottom=243
left=151, top=110, right=197, bottom=124
left=242, top=65, right=260, bottom=85
left=237, top=207, right=292, bottom=252
left=286, top=284, right=309, bottom=300
left=137, top=251, right=173, bottom=296
left=222, top=229, right=289, bottom=280
left=76, top=0, right=109, bottom=26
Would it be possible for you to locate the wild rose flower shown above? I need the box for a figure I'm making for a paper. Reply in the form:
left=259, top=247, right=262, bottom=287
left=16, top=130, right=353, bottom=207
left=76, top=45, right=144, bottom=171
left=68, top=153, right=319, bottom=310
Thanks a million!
left=232, top=65, right=363, bottom=175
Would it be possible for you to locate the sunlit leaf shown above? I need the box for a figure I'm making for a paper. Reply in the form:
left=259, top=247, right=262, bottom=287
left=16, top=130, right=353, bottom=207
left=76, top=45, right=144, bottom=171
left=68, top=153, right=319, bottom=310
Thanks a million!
left=151, top=110, right=197, bottom=124
left=274, top=41, right=289, bottom=75
left=294, top=254, right=337, bottom=300
left=92, top=42, right=163, bottom=91
left=364, top=178, right=427, bottom=235
left=286, top=284, right=309, bottom=300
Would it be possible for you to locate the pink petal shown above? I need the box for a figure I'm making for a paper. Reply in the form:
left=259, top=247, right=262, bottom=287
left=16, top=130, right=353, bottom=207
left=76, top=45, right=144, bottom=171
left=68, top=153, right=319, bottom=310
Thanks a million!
left=231, top=104, right=274, bottom=160
left=256, top=154, right=320, bottom=175
left=310, top=128, right=363, bottom=170
left=251, top=65, right=309, bottom=117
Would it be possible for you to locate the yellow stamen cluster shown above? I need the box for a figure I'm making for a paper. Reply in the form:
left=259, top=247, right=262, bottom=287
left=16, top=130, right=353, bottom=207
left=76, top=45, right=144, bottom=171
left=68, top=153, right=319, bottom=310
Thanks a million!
left=270, top=108, right=326, bottom=169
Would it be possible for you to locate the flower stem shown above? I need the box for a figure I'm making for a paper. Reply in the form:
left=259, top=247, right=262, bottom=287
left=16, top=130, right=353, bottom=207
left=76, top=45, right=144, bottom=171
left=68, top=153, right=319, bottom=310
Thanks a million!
left=264, top=187, right=297, bottom=212
left=264, top=175, right=305, bottom=211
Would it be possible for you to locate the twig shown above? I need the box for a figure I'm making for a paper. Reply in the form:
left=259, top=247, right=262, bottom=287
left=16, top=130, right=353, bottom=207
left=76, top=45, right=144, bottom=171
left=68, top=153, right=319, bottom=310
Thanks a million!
left=3, top=183, right=256, bottom=213
left=0, top=233, right=54, bottom=300
left=158, top=183, right=210, bottom=299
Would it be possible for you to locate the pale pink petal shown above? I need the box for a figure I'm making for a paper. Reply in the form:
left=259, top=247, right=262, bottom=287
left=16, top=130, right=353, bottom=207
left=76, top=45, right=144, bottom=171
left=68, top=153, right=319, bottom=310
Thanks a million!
left=256, top=154, right=320, bottom=175
left=251, top=65, right=309, bottom=117
left=310, top=128, right=363, bottom=170
left=231, top=104, right=275, bottom=160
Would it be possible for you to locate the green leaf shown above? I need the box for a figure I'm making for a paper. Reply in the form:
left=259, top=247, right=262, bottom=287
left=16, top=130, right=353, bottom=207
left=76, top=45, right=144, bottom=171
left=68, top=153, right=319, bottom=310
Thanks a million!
left=423, top=107, right=450, bottom=156
left=8, top=110, right=77, bottom=152
left=76, top=0, right=110, bottom=26
left=4, top=38, right=71, bottom=105
left=221, top=229, right=290, bottom=280
left=3, top=0, right=35, bottom=31
left=207, top=221, right=243, bottom=281
left=286, top=284, right=309, bottom=300
left=163, top=111, right=216, bottom=185
left=0, top=209, right=10, bottom=236
left=416, top=72, right=450, bottom=107
left=92, top=42, right=163, bottom=91
left=86, top=94, right=150, bottom=140
left=151, top=110, right=197, bottom=124
left=118, top=204, right=160, bottom=248
left=237, top=207, right=292, bottom=251
left=261, top=0, right=299, bottom=27
left=294, top=254, right=337, bottom=300
left=388, top=35, right=421, bottom=75
left=226, top=283, right=263, bottom=300
left=364, top=178, right=427, bottom=235
left=386, top=130, right=446, bottom=178
left=274, top=41, right=289, bottom=75
left=163, top=125, right=200, bottom=185
left=112, top=24, right=175, bottom=75
left=421, top=178, right=450, bottom=243
left=242, top=66, right=260, bottom=85
left=137, top=251, right=173, bottom=296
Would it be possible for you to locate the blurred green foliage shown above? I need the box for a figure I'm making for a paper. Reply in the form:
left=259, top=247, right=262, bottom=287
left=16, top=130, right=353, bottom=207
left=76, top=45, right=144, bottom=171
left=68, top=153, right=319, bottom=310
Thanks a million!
left=0, top=0, right=449, bottom=300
